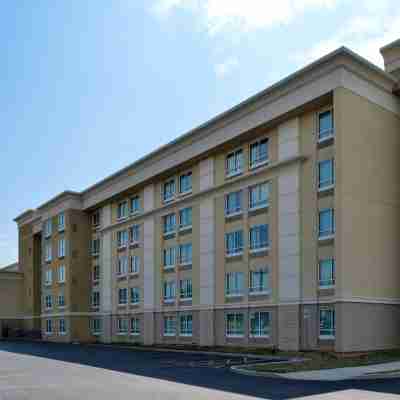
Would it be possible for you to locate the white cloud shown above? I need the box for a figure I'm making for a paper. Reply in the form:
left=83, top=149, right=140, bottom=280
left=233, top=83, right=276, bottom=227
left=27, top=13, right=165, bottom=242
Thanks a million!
left=214, top=57, right=239, bottom=77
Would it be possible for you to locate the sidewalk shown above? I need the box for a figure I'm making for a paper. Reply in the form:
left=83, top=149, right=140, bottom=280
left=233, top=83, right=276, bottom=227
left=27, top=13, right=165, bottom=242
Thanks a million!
left=232, top=361, right=400, bottom=381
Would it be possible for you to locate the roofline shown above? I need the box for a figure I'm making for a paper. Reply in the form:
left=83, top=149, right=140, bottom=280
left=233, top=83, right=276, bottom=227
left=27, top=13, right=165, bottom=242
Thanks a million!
left=14, top=209, right=35, bottom=223
left=380, top=38, right=400, bottom=53
left=36, top=190, right=80, bottom=212
left=15, top=45, right=398, bottom=219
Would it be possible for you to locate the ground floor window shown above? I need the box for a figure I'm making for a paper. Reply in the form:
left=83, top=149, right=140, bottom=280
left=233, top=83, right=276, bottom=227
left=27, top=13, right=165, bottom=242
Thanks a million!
left=130, top=318, right=140, bottom=336
left=90, top=318, right=102, bottom=335
left=319, top=308, right=335, bottom=339
left=250, top=312, right=270, bottom=337
left=59, top=319, right=66, bottom=335
left=163, top=316, right=176, bottom=336
left=117, top=318, right=128, bottom=335
left=45, top=319, right=52, bottom=335
left=226, top=313, right=244, bottom=337
left=180, top=315, right=193, bottom=336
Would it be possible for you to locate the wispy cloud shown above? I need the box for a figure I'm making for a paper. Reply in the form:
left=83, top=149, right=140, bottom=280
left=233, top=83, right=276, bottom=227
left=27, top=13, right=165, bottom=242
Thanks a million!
left=214, top=57, right=239, bottom=78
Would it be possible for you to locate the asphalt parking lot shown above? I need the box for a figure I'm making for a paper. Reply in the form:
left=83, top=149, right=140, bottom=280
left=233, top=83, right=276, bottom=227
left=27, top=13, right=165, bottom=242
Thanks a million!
left=0, top=341, right=399, bottom=399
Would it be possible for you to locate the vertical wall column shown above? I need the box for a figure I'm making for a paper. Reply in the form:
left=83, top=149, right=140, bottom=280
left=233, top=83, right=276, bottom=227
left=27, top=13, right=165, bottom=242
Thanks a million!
left=277, top=118, right=301, bottom=351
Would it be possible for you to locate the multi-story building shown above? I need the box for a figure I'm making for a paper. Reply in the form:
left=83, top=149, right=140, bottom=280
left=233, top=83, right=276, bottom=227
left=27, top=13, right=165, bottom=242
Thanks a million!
left=5, top=39, right=400, bottom=352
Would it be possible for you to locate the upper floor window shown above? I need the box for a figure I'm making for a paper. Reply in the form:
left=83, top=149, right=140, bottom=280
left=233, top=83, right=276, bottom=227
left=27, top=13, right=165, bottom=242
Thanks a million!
left=130, top=287, right=140, bottom=304
left=91, top=291, right=100, bottom=308
left=58, top=265, right=65, bottom=283
left=225, top=272, right=244, bottom=297
left=163, top=247, right=176, bottom=269
left=249, top=182, right=270, bottom=210
left=178, top=243, right=192, bottom=266
left=57, top=292, right=65, bottom=308
left=117, top=230, right=128, bottom=248
left=58, top=238, right=65, bottom=258
left=45, top=243, right=52, bottom=263
left=130, top=318, right=140, bottom=335
left=250, top=312, right=270, bottom=338
left=44, top=219, right=52, bottom=238
left=58, top=213, right=65, bottom=232
left=93, top=264, right=100, bottom=282
left=319, top=259, right=335, bottom=288
left=179, top=172, right=192, bottom=194
left=226, top=313, right=244, bottom=337
left=117, top=256, right=128, bottom=276
left=249, top=268, right=269, bottom=294
left=45, top=295, right=52, bottom=309
left=249, top=224, right=269, bottom=252
left=180, top=315, right=193, bottom=336
left=129, top=224, right=140, bottom=244
left=130, top=255, right=140, bottom=274
left=117, top=201, right=128, bottom=220
left=118, top=288, right=128, bottom=305
left=164, top=316, right=176, bottom=336
left=318, top=110, right=334, bottom=142
left=225, top=230, right=243, bottom=256
left=250, top=138, right=269, bottom=168
left=180, top=279, right=192, bottom=300
left=91, top=239, right=100, bottom=256
left=163, top=213, right=176, bottom=235
left=319, top=307, right=335, bottom=338
left=226, top=149, right=243, bottom=178
left=163, top=179, right=176, bottom=203
left=318, top=159, right=335, bottom=191
left=318, top=209, right=335, bottom=240
left=225, top=191, right=242, bottom=216
left=117, top=318, right=128, bottom=334
left=45, top=269, right=52, bottom=286
left=92, top=211, right=101, bottom=227
left=130, top=196, right=140, bottom=214
left=163, top=280, right=176, bottom=302
left=179, top=207, right=192, bottom=229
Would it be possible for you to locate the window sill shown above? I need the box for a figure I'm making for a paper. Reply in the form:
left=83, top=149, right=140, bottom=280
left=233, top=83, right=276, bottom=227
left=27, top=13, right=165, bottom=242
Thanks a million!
left=130, top=302, right=140, bottom=306
left=58, top=256, right=65, bottom=260
left=92, top=332, right=102, bottom=336
left=249, top=290, right=270, bottom=296
left=58, top=227, right=65, bottom=233
left=225, top=293, right=243, bottom=299
left=179, top=334, right=193, bottom=337
left=163, top=266, right=176, bottom=272
left=92, top=253, right=100, bottom=257
left=226, top=170, right=243, bottom=179
left=318, top=234, right=335, bottom=242
left=163, top=197, right=176, bottom=204
left=58, top=280, right=66, bottom=285
left=319, top=335, right=335, bottom=340
left=117, top=245, right=127, bottom=251
left=130, top=211, right=141, bottom=217
left=58, top=306, right=66, bottom=310
left=225, top=211, right=243, bottom=219
left=44, top=283, right=52, bottom=287
left=317, top=132, right=335, bottom=144
left=250, top=334, right=270, bottom=339
left=163, top=231, right=176, bottom=238
left=318, top=284, right=335, bottom=290
left=225, top=252, right=243, bottom=259
left=249, top=204, right=269, bottom=213
left=178, top=190, right=192, bottom=198
left=163, top=333, right=176, bottom=337
left=250, top=159, right=269, bottom=170
left=116, top=332, right=128, bottom=336
left=129, top=241, right=140, bottom=248
left=179, top=225, right=192, bottom=233
left=180, top=297, right=192, bottom=302
left=318, top=185, right=335, bottom=193
left=117, top=216, right=128, bottom=222
left=178, top=262, right=192, bottom=268
left=129, top=272, right=140, bottom=277
left=130, top=333, right=141, bottom=337
left=59, top=332, right=67, bottom=336
left=44, top=332, right=53, bottom=336
left=226, top=334, right=244, bottom=339
left=118, top=303, right=128, bottom=307
left=116, top=274, right=128, bottom=279
left=163, top=299, right=175, bottom=304
left=249, top=247, right=270, bottom=255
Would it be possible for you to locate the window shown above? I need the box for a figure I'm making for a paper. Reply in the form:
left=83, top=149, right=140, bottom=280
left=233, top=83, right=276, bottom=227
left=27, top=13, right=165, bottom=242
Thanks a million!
left=129, top=224, right=140, bottom=244
left=117, top=256, right=128, bottom=276
left=178, top=243, right=192, bottom=265
left=45, top=319, right=53, bottom=335
left=91, top=239, right=100, bottom=256
left=45, top=295, right=52, bottom=309
left=117, top=230, right=128, bottom=248
left=179, top=172, right=192, bottom=194
left=164, top=316, right=176, bottom=336
left=226, top=149, right=243, bottom=177
left=225, top=272, right=244, bottom=296
left=117, top=318, right=128, bottom=335
left=250, top=312, right=270, bottom=337
left=45, top=243, right=52, bottom=262
left=319, top=308, right=335, bottom=338
left=180, top=279, right=192, bottom=300
left=130, top=318, right=140, bottom=335
left=319, top=259, right=335, bottom=288
left=93, top=265, right=100, bottom=282
left=59, top=319, right=66, bottom=335
left=91, top=291, right=100, bottom=308
left=163, top=179, right=176, bottom=202
left=319, top=209, right=335, bottom=239
left=163, top=213, right=176, bottom=234
left=130, top=256, right=140, bottom=274
left=118, top=288, right=128, bottom=305
left=92, top=210, right=101, bottom=227
left=249, top=182, right=270, bottom=210
left=225, top=191, right=242, bottom=216
left=44, top=219, right=52, bottom=238
left=180, top=315, right=193, bottom=336
left=163, top=247, right=176, bottom=269
left=226, top=313, right=244, bottom=337
left=57, top=292, right=65, bottom=308
left=225, top=231, right=244, bottom=256
left=130, top=196, right=140, bottom=214
left=250, top=138, right=269, bottom=168
left=249, top=269, right=269, bottom=294
left=318, top=110, right=334, bottom=141
left=163, top=280, right=176, bottom=302
left=249, top=225, right=269, bottom=251
left=130, top=287, right=140, bottom=304
left=179, top=207, right=192, bottom=229
left=117, top=201, right=128, bottom=220
left=318, top=159, right=335, bottom=190
left=45, top=269, right=52, bottom=286
left=58, top=265, right=65, bottom=283
left=58, top=213, right=65, bottom=232
left=90, top=318, right=102, bottom=335
left=58, top=238, right=65, bottom=258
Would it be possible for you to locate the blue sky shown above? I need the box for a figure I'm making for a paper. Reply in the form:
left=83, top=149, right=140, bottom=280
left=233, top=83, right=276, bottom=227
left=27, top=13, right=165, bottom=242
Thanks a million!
left=0, top=0, right=399, bottom=267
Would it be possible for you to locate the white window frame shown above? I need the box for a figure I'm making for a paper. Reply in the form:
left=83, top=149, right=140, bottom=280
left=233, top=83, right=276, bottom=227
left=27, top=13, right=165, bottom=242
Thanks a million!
left=179, top=207, right=192, bottom=231
left=117, top=256, right=128, bottom=276
left=57, top=292, right=65, bottom=308
left=58, top=265, right=66, bottom=283
left=249, top=137, right=269, bottom=169
left=249, top=268, right=270, bottom=295
left=117, top=201, right=128, bottom=220
left=91, top=291, right=100, bottom=308
left=163, top=178, right=176, bottom=203
left=130, top=195, right=141, bottom=215
left=117, top=318, right=128, bottom=335
left=249, top=182, right=270, bottom=210
left=250, top=311, right=270, bottom=338
left=318, top=259, right=336, bottom=289
left=58, top=213, right=65, bottom=232
left=58, top=238, right=65, bottom=259
left=225, top=272, right=244, bottom=297
left=226, top=149, right=243, bottom=178
left=163, top=280, right=176, bottom=303
left=178, top=243, right=192, bottom=266
left=249, top=224, right=269, bottom=253
left=180, top=314, right=193, bottom=337
left=45, top=243, right=52, bottom=263
left=92, top=210, right=101, bottom=227
left=225, top=190, right=242, bottom=217
left=45, top=319, right=53, bottom=335
left=163, top=247, right=176, bottom=270
left=117, top=230, right=128, bottom=249
left=45, top=269, right=52, bottom=286
left=130, top=318, right=140, bottom=336
left=45, top=295, right=52, bottom=310
left=318, top=209, right=335, bottom=240
left=179, top=279, right=193, bottom=301
left=319, top=307, right=335, bottom=339
left=179, top=171, right=192, bottom=195
left=91, top=318, right=102, bottom=336
left=44, top=219, right=52, bottom=238
left=226, top=313, right=244, bottom=338
left=129, top=255, right=140, bottom=275
left=163, top=213, right=176, bottom=235
left=118, top=288, right=128, bottom=306
left=225, top=230, right=244, bottom=257
left=317, top=109, right=334, bottom=143
left=129, top=224, right=140, bottom=245
left=163, top=316, right=176, bottom=337
left=318, top=159, right=335, bottom=191
left=130, top=287, right=140, bottom=305
left=59, top=318, right=66, bottom=335
left=91, top=239, right=100, bottom=256
left=92, top=264, right=100, bottom=282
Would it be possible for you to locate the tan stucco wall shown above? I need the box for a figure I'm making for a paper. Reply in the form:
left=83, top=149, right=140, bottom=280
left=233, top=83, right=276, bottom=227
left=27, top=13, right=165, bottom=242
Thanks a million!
left=0, top=272, right=24, bottom=317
